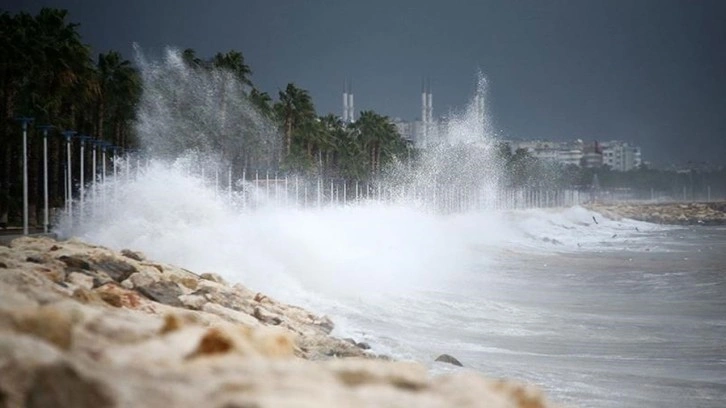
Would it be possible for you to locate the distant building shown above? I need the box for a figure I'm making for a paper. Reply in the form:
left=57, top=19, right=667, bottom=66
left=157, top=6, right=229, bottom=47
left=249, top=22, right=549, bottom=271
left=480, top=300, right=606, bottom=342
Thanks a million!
left=577, top=141, right=603, bottom=168
left=600, top=141, right=642, bottom=171
left=501, top=139, right=642, bottom=171
left=557, top=148, right=584, bottom=167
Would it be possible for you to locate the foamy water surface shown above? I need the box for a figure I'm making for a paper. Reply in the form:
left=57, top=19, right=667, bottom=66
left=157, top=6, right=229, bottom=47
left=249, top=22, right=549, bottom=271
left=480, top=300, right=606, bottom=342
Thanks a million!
left=58, top=166, right=726, bottom=407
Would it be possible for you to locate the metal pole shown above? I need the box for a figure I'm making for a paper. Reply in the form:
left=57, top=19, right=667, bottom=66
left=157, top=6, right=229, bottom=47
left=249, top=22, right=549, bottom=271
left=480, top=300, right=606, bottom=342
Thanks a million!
left=17, top=118, right=34, bottom=235
left=284, top=175, right=288, bottom=206
left=61, top=131, right=76, bottom=220
left=317, top=177, right=321, bottom=208
left=112, top=147, right=118, bottom=201
left=91, top=141, right=97, bottom=218
left=295, top=176, right=299, bottom=207
left=102, top=145, right=107, bottom=182
left=79, top=138, right=85, bottom=220
left=39, top=126, right=50, bottom=232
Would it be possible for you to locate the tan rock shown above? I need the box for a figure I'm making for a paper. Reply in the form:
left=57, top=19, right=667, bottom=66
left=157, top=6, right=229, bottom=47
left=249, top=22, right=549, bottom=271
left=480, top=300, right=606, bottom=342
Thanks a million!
left=200, top=272, right=227, bottom=285
left=9, top=306, right=75, bottom=350
left=67, top=272, right=94, bottom=291
left=0, top=237, right=561, bottom=408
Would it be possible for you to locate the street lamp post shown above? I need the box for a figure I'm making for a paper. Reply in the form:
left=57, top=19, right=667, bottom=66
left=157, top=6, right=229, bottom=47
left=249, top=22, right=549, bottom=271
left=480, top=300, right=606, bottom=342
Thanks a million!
left=110, top=146, right=120, bottom=201
left=16, top=117, right=34, bottom=235
left=91, top=139, right=98, bottom=200
left=37, top=125, right=54, bottom=232
left=100, top=142, right=108, bottom=183
left=61, top=131, right=76, bottom=220
left=77, top=135, right=92, bottom=220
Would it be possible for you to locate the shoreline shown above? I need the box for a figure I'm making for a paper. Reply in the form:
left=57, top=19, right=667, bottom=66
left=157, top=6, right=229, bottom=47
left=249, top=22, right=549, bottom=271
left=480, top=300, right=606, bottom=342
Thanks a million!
left=586, top=201, right=726, bottom=225
left=0, top=236, right=556, bottom=407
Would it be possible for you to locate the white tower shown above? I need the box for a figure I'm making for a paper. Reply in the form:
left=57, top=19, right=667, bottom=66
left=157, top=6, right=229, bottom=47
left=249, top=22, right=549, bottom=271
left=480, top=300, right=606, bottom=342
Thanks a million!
left=343, top=79, right=355, bottom=123
left=343, top=80, right=349, bottom=123
left=348, top=92, right=354, bottom=123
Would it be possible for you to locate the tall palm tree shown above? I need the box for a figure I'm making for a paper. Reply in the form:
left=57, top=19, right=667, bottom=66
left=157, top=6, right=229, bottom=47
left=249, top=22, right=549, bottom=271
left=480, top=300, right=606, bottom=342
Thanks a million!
left=355, top=110, right=403, bottom=175
left=181, top=48, right=204, bottom=69
left=212, top=50, right=252, bottom=89
left=96, top=51, right=140, bottom=146
left=249, top=88, right=273, bottom=118
left=274, top=83, right=315, bottom=159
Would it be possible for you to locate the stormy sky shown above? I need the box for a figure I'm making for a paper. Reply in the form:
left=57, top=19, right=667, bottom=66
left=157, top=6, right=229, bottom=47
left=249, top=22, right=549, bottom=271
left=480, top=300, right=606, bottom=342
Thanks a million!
left=5, top=0, right=726, bottom=166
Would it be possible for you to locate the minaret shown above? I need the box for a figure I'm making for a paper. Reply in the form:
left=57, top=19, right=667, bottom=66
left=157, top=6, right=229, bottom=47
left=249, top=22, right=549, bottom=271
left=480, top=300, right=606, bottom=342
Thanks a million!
left=348, top=80, right=355, bottom=123
left=343, top=79, right=349, bottom=122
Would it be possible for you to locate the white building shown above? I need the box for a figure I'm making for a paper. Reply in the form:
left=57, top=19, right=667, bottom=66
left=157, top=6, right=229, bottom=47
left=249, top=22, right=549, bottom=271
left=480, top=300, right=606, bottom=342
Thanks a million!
left=600, top=141, right=642, bottom=171
left=502, top=139, right=642, bottom=170
left=557, top=149, right=584, bottom=167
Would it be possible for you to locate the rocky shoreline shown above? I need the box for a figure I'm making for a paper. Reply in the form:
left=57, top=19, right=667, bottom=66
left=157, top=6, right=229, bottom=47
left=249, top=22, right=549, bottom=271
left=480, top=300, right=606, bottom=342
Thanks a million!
left=0, top=236, right=555, bottom=407
left=586, top=201, right=726, bottom=225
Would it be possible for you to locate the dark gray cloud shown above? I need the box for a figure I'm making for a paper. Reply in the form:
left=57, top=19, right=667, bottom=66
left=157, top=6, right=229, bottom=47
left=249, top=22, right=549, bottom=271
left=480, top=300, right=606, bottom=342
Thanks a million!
left=4, top=0, right=725, bottom=166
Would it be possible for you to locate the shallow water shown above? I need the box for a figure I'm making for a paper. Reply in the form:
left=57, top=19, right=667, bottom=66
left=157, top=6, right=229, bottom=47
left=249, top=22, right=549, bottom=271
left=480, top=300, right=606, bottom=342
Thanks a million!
left=323, top=225, right=726, bottom=407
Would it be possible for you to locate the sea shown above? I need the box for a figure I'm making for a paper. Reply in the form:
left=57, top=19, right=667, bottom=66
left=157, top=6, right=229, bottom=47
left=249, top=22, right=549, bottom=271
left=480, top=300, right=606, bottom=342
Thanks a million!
left=58, top=163, right=726, bottom=408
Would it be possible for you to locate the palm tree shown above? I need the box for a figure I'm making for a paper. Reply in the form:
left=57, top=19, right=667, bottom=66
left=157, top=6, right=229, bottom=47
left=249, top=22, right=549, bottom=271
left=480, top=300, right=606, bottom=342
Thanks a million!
left=354, top=111, right=404, bottom=175
left=96, top=51, right=140, bottom=146
left=249, top=88, right=273, bottom=118
left=274, top=83, right=315, bottom=159
left=211, top=50, right=252, bottom=89
left=182, top=48, right=204, bottom=69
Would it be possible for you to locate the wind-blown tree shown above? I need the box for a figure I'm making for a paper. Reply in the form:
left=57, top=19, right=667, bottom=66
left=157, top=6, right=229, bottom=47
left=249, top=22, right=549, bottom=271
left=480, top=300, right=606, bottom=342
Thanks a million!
left=95, top=51, right=141, bottom=147
left=354, top=110, right=404, bottom=175
left=320, top=114, right=368, bottom=179
left=211, top=51, right=252, bottom=89
left=275, top=83, right=315, bottom=159
left=249, top=88, right=274, bottom=118
left=0, top=8, right=96, bottom=225
left=181, top=48, right=205, bottom=70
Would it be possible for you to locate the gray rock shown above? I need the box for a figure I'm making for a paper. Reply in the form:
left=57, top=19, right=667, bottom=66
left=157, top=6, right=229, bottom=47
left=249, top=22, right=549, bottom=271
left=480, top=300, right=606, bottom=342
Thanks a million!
left=316, top=316, right=335, bottom=334
left=26, top=255, right=45, bottom=264
left=25, top=362, right=115, bottom=408
left=136, top=281, right=184, bottom=307
left=200, top=272, right=227, bottom=285
left=190, top=286, right=253, bottom=314
left=93, top=259, right=137, bottom=282
left=120, top=248, right=145, bottom=261
left=435, top=354, right=463, bottom=367
left=58, top=255, right=90, bottom=270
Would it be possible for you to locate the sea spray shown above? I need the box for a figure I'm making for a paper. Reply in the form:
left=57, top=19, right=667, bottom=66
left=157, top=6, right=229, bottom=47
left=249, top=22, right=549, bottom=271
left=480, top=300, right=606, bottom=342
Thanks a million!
left=56, top=48, right=654, bottom=303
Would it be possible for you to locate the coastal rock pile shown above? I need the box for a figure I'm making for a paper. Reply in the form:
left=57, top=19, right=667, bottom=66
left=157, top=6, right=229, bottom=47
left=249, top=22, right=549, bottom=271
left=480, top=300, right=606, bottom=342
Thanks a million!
left=588, top=202, right=726, bottom=225
left=0, top=236, right=556, bottom=407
